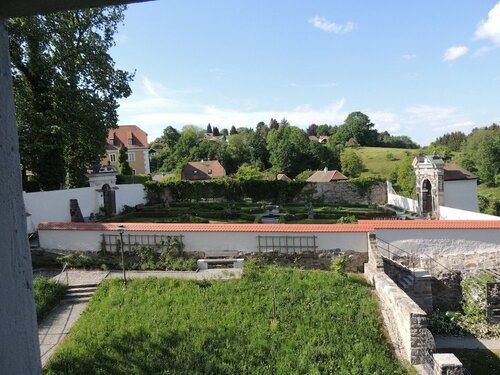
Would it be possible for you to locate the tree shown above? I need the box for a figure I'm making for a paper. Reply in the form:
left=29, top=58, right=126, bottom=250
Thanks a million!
left=340, top=149, right=364, bottom=177
left=230, top=125, right=238, bottom=135
left=332, top=112, right=378, bottom=147
left=458, top=125, right=500, bottom=186
left=160, top=126, right=180, bottom=150
left=267, top=126, right=310, bottom=176
left=206, top=123, right=212, bottom=134
left=317, top=124, right=337, bottom=136
left=279, top=118, right=290, bottom=128
left=9, top=6, right=133, bottom=189
left=118, top=146, right=132, bottom=175
left=235, top=163, right=266, bottom=180
left=434, top=131, right=466, bottom=152
left=269, top=118, right=279, bottom=130
left=395, top=157, right=416, bottom=197
left=213, top=126, right=220, bottom=136
left=307, top=124, right=318, bottom=136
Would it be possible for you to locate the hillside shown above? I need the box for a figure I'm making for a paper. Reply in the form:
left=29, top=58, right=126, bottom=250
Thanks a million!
left=355, top=147, right=418, bottom=179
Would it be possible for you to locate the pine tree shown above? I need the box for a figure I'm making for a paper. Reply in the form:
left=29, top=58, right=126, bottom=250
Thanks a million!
left=230, top=125, right=238, bottom=135
left=207, top=123, right=212, bottom=133
left=213, top=126, right=220, bottom=136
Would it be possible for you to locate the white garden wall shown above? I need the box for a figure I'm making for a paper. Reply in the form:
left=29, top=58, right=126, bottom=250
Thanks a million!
left=439, top=205, right=500, bottom=221
left=387, top=193, right=418, bottom=212
left=375, top=228, right=500, bottom=257
left=38, top=228, right=368, bottom=256
left=24, top=184, right=146, bottom=233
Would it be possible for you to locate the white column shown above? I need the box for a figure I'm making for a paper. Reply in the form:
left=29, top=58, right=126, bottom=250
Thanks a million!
left=0, top=19, right=42, bottom=374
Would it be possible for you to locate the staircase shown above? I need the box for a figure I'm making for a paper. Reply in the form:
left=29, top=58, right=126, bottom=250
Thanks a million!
left=62, top=284, right=98, bottom=304
left=398, top=273, right=416, bottom=291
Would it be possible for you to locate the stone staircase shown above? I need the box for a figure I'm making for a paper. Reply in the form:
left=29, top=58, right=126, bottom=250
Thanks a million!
left=62, top=284, right=98, bottom=304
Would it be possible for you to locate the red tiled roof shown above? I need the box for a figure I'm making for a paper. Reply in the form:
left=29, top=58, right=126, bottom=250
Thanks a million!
left=307, top=169, right=348, bottom=182
left=38, top=222, right=373, bottom=232
left=181, top=160, right=226, bottom=180
left=359, top=220, right=500, bottom=230
left=106, top=125, right=148, bottom=149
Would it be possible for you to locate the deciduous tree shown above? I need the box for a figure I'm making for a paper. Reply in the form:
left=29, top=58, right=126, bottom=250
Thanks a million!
left=9, top=6, right=133, bottom=189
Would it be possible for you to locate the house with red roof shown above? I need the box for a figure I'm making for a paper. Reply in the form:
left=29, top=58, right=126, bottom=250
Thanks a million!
left=307, top=167, right=348, bottom=182
left=102, top=125, right=150, bottom=175
left=181, top=160, right=226, bottom=180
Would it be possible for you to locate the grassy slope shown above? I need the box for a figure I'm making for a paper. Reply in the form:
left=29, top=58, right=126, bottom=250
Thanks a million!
left=46, top=268, right=407, bottom=374
left=355, top=147, right=418, bottom=179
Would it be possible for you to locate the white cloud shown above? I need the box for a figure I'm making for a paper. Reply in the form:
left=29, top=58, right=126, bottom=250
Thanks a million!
left=434, top=121, right=476, bottom=132
left=443, top=46, right=468, bottom=61
left=475, top=2, right=500, bottom=46
left=308, top=16, right=355, bottom=34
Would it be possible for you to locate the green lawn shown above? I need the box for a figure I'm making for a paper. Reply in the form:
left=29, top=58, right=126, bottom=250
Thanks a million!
left=46, top=267, right=408, bottom=374
left=355, top=147, right=418, bottom=179
left=33, top=277, right=66, bottom=323
left=438, top=349, right=500, bottom=375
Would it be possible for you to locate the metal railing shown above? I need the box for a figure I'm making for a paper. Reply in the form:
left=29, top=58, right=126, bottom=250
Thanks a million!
left=376, top=238, right=418, bottom=281
left=56, top=262, right=69, bottom=285
left=377, top=237, right=457, bottom=278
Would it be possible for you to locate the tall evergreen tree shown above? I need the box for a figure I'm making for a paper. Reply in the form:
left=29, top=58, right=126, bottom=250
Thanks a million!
left=206, top=123, right=213, bottom=133
left=212, top=126, right=220, bottom=136
left=118, top=146, right=132, bottom=175
left=230, top=125, right=238, bottom=135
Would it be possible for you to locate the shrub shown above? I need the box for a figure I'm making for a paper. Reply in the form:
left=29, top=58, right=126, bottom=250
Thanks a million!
left=34, top=277, right=66, bottom=322
left=331, top=256, right=347, bottom=276
left=337, top=215, right=357, bottom=224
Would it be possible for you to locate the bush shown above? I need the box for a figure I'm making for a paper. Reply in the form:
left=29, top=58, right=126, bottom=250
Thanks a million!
left=331, top=256, right=347, bottom=276
left=34, top=277, right=66, bottom=322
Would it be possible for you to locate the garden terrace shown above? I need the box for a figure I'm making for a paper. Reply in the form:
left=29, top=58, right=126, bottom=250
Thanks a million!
left=45, top=267, right=408, bottom=374
left=103, top=202, right=396, bottom=224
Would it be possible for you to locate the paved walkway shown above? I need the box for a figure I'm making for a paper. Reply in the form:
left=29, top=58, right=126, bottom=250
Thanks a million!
left=39, top=268, right=241, bottom=368
left=434, top=335, right=500, bottom=350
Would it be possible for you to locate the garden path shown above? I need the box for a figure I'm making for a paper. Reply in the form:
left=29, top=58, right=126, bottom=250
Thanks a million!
left=434, top=335, right=500, bottom=350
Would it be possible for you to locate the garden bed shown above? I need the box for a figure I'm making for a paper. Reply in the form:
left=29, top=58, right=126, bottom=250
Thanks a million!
left=45, top=267, right=408, bottom=374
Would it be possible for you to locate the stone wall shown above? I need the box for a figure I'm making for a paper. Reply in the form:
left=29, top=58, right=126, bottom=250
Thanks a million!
left=299, top=181, right=387, bottom=205
left=365, top=238, right=434, bottom=365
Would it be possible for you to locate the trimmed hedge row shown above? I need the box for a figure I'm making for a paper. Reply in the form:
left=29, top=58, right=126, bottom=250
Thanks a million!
left=145, top=179, right=307, bottom=204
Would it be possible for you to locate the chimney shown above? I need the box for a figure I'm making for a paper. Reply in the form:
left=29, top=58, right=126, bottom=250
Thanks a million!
left=323, top=166, right=328, bottom=173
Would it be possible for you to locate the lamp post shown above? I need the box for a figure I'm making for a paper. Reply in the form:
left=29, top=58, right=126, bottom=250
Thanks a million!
left=117, top=224, right=127, bottom=288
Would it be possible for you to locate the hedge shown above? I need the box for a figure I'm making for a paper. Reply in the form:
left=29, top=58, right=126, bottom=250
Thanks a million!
left=145, top=179, right=307, bottom=204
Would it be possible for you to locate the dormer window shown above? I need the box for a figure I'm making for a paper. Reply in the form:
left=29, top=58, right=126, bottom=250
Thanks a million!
left=193, top=170, right=198, bottom=174
left=208, top=169, right=212, bottom=174
left=109, top=138, right=114, bottom=145
left=128, top=138, right=133, bottom=145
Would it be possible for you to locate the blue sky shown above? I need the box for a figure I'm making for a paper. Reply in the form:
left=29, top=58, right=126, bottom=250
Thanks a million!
left=111, top=0, right=500, bottom=146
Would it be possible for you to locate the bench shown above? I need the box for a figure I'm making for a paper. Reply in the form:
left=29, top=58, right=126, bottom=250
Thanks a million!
left=197, top=258, right=245, bottom=270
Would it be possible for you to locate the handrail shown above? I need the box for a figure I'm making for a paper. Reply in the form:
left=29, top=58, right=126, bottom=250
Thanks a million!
left=376, top=237, right=418, bottom=281
left=377, top=237, right=467, bottom=279
left=56, top=262, right=68, bottom=284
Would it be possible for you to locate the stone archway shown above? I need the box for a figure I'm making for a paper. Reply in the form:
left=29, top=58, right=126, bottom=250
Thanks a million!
left=421, top=179, right=433, bottom=215
left=102, top=183, right=116, bottom=215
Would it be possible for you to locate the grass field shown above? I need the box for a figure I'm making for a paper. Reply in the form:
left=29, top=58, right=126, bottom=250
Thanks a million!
left=46, top=267, right=408, bottom=374
left=355, top=147, right=418, bottom=179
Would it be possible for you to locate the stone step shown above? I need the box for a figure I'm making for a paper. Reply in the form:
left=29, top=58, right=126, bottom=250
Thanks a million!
left=398, top=275, right=415, bottom=289
left=63, top=291, right=94, bottom=299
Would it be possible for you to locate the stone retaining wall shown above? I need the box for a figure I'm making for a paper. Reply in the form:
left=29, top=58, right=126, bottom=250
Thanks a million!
left=365, top=238, right=434, bottom=365
left=299, top=181, right=387, bottom=205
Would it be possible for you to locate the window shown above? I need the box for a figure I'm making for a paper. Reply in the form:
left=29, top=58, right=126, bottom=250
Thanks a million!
left=193, top=170, right=198, bottom=174
left=109, top=138, right=114, bottom=145
left=109, top=153, right=116, bottom=162
left=127, top=152, right=135, bottom=161
left=128, top=138, right=132, bottom=145
left=132, top=169, right=136, bottom=175
left=208, top=169, right=212, bottom=174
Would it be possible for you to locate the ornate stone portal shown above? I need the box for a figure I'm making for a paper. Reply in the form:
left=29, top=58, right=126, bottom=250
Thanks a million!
left=412, top=155, right=445, bottom=218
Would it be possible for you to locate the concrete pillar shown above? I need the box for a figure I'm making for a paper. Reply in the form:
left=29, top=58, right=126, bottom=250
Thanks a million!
left=433, top=353, right=464, bottom=375
left=0, top=19, right=42, bottom=374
